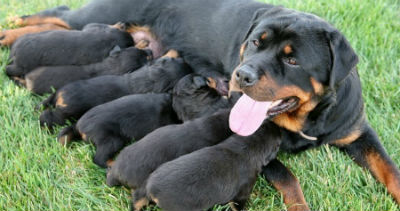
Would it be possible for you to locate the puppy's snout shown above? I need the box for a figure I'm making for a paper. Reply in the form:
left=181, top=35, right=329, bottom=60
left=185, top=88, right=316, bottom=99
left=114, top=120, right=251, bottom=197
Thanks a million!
left=144, top=49, right=153, bottom=61
left=235, top=65, right=258, bottom=87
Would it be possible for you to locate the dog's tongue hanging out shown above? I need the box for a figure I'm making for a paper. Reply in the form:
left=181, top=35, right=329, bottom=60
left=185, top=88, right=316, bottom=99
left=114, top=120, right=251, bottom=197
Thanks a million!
left=229, top=94, right=272, bottom=136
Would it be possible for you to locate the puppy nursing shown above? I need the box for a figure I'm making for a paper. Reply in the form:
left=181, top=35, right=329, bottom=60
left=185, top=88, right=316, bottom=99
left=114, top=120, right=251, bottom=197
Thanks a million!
left=6, top=23, right=134, bottom=78
left=25, top=46, right=152, bottom=94
left=106, top=110, right=233, bottom=210
left=147, top=123, right=281, bottom=211
left=38, top=51, right=191, bottom=129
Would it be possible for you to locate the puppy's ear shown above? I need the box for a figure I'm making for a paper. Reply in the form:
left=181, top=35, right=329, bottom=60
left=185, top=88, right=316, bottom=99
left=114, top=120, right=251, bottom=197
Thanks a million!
left=193, top=76, right=208, bottom=88
left=109, top=45, right=121, bottom=57
left=242, top=8, right=270, bottom=42
left=326, top=30, right=359, bottom=88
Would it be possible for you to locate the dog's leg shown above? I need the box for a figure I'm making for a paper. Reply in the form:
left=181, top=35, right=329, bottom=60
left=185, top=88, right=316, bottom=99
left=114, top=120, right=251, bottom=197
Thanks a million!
left=132, top=187, right=150, bottom=211
left=57, top=125, right=81, bottom=145
left=0, top=24, right=68, bottom=46
left=93, top=137, right=126, bottom=168
left=261, top=159, right=310, bottom=211
left=332, top=124, right=400, bottom=204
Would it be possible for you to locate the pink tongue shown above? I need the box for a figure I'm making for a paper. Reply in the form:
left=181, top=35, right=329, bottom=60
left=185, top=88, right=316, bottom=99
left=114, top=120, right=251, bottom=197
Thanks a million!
left=229, top=94, right=272, bottom=136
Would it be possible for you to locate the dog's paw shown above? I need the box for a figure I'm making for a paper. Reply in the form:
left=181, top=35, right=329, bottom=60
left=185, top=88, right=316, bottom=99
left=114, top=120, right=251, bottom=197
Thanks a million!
left=0, top=30, right=16, bottom=46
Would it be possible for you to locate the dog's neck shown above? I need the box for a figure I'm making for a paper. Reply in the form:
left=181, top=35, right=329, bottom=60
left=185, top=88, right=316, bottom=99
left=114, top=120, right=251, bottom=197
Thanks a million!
left=302, top=69, right=365, bottom=144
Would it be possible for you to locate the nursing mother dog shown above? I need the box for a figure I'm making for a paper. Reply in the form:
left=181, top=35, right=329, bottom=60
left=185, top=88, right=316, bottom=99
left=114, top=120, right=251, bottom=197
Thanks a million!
left=2, top=0, right=399, bottom=210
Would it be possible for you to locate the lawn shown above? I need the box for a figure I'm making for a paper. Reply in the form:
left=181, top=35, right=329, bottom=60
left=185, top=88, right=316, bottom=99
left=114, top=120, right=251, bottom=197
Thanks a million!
left=0, top=0, right=399, bottom=210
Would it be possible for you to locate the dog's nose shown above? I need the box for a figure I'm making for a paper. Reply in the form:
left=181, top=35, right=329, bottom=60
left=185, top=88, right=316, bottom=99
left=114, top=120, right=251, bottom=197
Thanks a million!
left=235, top=65, right=258, bottom=87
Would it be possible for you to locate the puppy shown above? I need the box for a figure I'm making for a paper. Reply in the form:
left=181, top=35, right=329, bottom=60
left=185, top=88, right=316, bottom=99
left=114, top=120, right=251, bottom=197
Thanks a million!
left=6, top=23, right=134, bottom=78
left=146, top=122, right=282, bottom=211
left=59, top=93, right=180, bottom=168
left=106, top=109, right=233, bottom=210
left=25, top=46, right=152, bottom=95
left=172, top=73, right=233, bottom=121
left=39, top=50, right=191, bottom=129
left=58, top=74, right=231, bottom=167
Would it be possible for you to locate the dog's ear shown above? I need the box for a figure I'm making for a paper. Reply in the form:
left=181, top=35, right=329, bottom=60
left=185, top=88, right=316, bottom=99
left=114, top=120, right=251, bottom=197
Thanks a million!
left=193, top=76, right=208, bottom=88
left=326, top=30, right=359, bottom=88
left=109, top=45, right=121, bottom=57
left=242, top=8, right=270, bottom=42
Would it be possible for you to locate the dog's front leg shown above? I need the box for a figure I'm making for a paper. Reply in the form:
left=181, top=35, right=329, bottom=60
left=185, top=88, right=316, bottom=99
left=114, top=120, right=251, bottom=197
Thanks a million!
left=333, top=124, right=400, bottom=204
left=261, top=159, right=310, bottom=211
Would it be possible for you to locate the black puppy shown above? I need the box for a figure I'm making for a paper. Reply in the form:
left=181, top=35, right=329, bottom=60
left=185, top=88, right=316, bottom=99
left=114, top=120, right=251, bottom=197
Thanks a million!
left=172, top=73, right=233, bottom=121
left=39, top=50, right=191, bottom=129
left=59, top=93, right=180, bottom=167
left=6, top=23, right=134, bottom=78
left=25, top=46, right=152, bottom=95
left=106, top=110, right=233, bottom=210
left=146, top=122, right=281, bottom=211
left=58, top=74, right=231, bottom=167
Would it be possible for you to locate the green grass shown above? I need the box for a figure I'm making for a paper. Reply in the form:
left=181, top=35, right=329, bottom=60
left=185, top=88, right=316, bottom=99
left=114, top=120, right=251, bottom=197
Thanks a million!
left=0, top=0, right=399, bottom=210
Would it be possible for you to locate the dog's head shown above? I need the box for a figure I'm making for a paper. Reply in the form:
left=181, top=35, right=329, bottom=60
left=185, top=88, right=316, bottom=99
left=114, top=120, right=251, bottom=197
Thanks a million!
left=229, top=7, right=358, bottom=134
left=173, top=74, right=232, bottom=121
left=108, top=46, right=153, bottom=72
left=145, top=50, right=193, bottom=92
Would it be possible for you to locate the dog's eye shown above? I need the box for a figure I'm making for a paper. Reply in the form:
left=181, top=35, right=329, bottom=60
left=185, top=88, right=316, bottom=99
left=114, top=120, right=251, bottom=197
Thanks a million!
left=283, top=57, right=297, bottom=66
left=252, top=39, right=260, bottom=47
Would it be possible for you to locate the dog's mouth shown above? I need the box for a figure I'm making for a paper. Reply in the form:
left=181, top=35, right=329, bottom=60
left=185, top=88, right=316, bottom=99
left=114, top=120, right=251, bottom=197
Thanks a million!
left=229, top=94, right=299, bottom=136
left=266, top=96, right=299, bottom=117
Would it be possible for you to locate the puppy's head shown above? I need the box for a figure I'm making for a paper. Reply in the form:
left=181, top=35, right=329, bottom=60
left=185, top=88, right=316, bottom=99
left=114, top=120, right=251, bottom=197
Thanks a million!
left=172, top=74, right=230, bottom=121
left=109, top=46, right=153, bottom=72
left=146, top=50, right=192, bottom=90
left=229, top=7, right=358, bottom=133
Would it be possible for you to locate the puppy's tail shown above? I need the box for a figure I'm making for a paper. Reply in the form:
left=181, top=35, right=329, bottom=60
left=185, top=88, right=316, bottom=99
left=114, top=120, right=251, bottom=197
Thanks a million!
left=57, top=124, right=80, bottom=145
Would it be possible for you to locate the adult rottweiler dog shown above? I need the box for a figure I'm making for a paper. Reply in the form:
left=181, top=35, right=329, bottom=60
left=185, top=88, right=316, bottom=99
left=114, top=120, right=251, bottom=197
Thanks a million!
left=39, top=50, right=191, bottom=129
left=2, top=0, right=399, bottom=209
left=106, top=110, right=233, bottom=211
left=25, top=46, right=152, bottom=95
left=146, top=122, right=281, bottom=211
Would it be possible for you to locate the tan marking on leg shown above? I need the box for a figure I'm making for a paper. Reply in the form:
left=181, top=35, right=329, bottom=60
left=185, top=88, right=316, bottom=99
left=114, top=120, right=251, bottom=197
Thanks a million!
left=333, top=130, right=362, bottom=146
left=161, top=49, right=179, bottom=58
left=0, top=24, right=68, bottom=46
left=11, top=76, right=26, bottom=86
left=106, top=160, right=115, bottom=167
left=14, top=16, right=70, bottom=28
left=366, top=151, right=400, bottom=203
left=55, top=91, right=67, bottom=108
left=80, top=132, right=88, bottom=141
left=26, top=78, right=34, bottom=91
left=110, top=22, right=125, bottom=30
left=126, top=25, right=152, bottom=34
left=228, top=202, right=239, bottom=211
left=134, top=198, right=149, bottom=211
left=134, top=39, right=149, bottom=49
left=273, top=178, right=310, bottom=211
left=149, top=194, right=159, bottom=205
left=58, top=134, right=71, bottom=145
